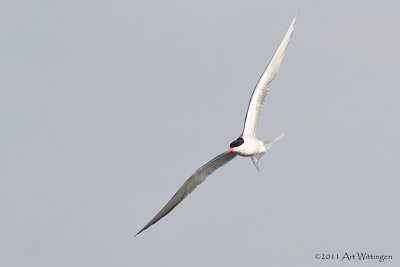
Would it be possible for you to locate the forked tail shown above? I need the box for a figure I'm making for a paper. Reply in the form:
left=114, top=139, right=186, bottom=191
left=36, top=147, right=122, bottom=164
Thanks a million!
left=251, top=133, right=285, bottom=171
left=263, top=133, right=285, bottom=150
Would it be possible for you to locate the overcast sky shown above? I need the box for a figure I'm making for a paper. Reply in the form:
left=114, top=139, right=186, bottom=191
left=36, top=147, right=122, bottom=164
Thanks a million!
left=1, top=0, right=399, bottom=266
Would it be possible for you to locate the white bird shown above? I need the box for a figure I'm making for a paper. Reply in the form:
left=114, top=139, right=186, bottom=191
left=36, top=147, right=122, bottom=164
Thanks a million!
left=136, top=15, right=297, bottom=236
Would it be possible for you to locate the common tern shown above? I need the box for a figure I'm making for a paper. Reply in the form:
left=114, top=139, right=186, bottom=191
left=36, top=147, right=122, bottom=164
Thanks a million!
left=136, top=15, right=297, bottom=236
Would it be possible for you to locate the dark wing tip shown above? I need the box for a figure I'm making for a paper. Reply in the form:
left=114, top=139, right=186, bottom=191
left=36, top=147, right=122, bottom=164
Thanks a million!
left=134, top=222, right=153, bottom=237
left=134, top=229, right=143, bottom=237
left=134, top=229, right=144, bottom=238
left=134, top=199, right=180, bottom=237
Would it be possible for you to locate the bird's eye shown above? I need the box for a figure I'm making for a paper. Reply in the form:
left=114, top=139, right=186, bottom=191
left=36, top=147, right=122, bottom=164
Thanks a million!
left=229, top=137, right=244, bottom=148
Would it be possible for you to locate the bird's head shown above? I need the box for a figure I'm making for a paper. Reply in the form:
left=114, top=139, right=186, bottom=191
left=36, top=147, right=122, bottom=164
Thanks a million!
left=227, top=137, right=244, bottom=154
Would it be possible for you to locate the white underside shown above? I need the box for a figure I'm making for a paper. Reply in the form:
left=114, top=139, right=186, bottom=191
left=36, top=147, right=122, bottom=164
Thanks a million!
left=233, top=137, right=266, bottom=157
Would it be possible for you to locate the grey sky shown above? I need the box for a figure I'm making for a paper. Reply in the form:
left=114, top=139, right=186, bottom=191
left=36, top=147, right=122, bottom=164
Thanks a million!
left=1, top=0, right=399, bottom=266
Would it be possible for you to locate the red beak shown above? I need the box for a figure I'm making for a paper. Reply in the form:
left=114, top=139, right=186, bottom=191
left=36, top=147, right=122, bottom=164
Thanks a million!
left=226, top=147, right=234, bottom=154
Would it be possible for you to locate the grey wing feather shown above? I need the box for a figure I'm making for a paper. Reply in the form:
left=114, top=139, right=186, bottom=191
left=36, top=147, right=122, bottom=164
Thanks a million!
left=135, top=152, right=236, bottom=236
left=242, top=15, right=297, bottom=137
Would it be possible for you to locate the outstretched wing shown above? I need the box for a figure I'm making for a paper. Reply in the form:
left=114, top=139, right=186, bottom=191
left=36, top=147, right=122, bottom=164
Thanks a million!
left=242, top=15, right=297, bottom=138
left=136, top=152, right=236, bottom=236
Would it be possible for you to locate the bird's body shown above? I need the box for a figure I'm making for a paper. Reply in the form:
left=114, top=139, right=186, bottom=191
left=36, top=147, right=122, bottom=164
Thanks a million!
left=136, top=15, right=297, bottom=236
left=232, top=137, right=266, bottom=156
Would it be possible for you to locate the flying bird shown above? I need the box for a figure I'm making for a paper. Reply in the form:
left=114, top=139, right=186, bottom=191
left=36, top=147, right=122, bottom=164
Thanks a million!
left=136, top=15, right=297, bottom=236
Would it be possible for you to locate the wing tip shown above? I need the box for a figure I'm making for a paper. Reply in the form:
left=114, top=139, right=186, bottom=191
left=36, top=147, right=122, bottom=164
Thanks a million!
left=134, top=225, right=150, bottom=237
left=290, top=14, right=298, bottom=32
left=134, top=229, right=144, bottom=238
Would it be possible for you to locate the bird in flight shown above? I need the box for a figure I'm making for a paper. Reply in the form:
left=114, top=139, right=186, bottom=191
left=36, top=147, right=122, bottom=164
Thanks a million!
left=136, top=15, right=297, bottom=236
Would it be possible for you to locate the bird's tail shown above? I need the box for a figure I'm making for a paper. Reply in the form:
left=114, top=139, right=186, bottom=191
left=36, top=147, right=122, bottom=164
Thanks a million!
left=251, top=133, right=284, bottom=171
left=263, top=133, right=285, bottom=150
